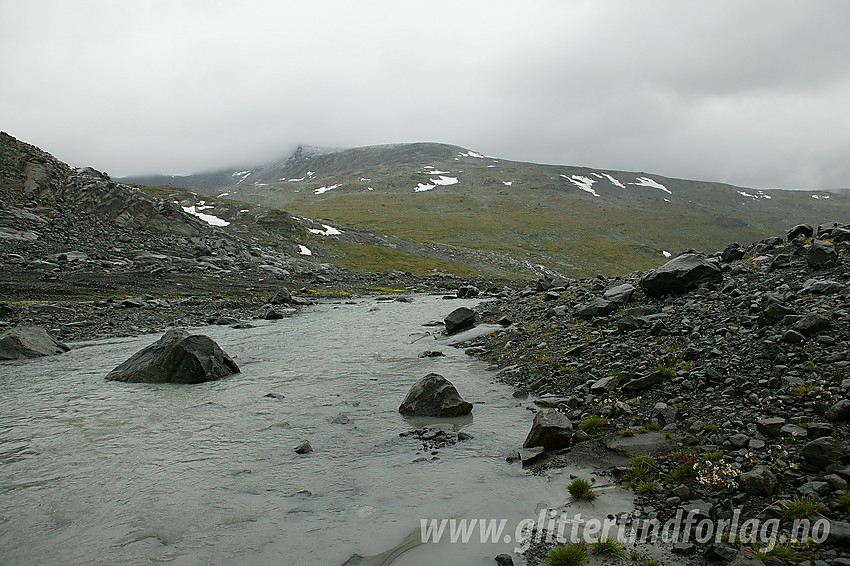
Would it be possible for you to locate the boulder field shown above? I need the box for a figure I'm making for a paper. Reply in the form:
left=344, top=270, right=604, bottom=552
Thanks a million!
left=462, top=223, right=850, bottom=565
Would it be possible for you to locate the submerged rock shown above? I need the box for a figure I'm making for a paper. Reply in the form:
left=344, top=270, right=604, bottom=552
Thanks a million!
left=0, top=326, right=69, bottom=360
left=105, top=329, right=239, bottom=383
left=398, top=373, right=472, bottom=417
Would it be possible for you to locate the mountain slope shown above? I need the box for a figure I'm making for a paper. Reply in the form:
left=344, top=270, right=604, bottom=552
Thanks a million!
left=124, top=142, right=850, bottom=277
left=0, top=133, right=505, bottom=301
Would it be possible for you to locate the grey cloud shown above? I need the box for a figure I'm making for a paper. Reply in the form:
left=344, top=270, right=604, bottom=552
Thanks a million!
left=1, top=0, right=848, bottom=189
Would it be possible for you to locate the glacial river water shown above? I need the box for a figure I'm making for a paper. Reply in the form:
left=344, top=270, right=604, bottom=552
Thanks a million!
left=0, top=295, right=631, bottom=565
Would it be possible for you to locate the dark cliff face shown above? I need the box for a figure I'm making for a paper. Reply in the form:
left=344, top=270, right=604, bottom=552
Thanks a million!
left=1, top=131, right=203, bottom=239
left=0, top=132, right=221, bottom=262
left=0, top=131, right=72, bottom=201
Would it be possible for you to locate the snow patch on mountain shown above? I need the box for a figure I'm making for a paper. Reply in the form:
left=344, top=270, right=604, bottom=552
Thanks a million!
left=232, top=171, right=252, bottom=185
left=314, top=184, right=341, bottom=195
left=431, top=176, right=458, bottom=186
left=629, top=176, right=670, bottom=194
left=561, top=174, right=599, bottom=197
left=308, top=224, right=343, bottom=236
left=458, top=150, right=486, bottom=158
left=414, top=176, right=458, bottom=193
left=503, top=181, right=513, bottom=186
left=812, top=194, right=830, bottom=200
left=182, top=205, right=230, bottom=227
left=298, top=245, right=312, bottom=256
left=738, top=190, right=772, bottom=200
left=597, top=172, right=625, bottom=188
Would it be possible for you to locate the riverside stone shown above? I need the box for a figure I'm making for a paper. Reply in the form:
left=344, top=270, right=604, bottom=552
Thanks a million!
left=523, top=408, right=573, bottom=451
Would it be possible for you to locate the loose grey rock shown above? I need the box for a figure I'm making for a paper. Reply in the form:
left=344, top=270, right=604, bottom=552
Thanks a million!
left=758, top=303, right=797, bottom=326
left=457, top=285, right=479, bottom=298
left=802, top=279, right=847, bottom=294
left=603, top=283, right=636, bottom=305
left=639, top=253, right=723, bottom=298
left=721, top=244, right=745, bottom=263
left=807, top=239, right=838, bottom=269
left=620, top=371, right=664, bottom=393
left=788, top=223, right=814, bottom=241
left=418, top=350, right=445, bottom=358
left=294, top=441, right=313, bottom=454
left=826, top=400, right=850, bottom=421
left=756, top=417, right=786, bottom=438
left=269, top=288, right=292, bottom=305
left=523, top=408, right=573, bottom=451
left=574, top=298, right=616, bottom=318
left=738, top=466, right=778, bottom=496
left=793, top=313, right=831, bottom=336
left=770, top=254, right=791, bottom=270
left=782, top=329, right=805, bottom=343
left=519, top=446, right=545, bottom=465
left=802, top=436, right=844, bottom=469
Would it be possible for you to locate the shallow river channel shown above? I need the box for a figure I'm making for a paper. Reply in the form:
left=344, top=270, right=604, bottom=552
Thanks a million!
left=0, top=295, right=631, bottom=565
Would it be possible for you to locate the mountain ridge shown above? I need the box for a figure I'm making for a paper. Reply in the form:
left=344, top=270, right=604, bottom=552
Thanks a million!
left=122, top=141, right=850, bottom=277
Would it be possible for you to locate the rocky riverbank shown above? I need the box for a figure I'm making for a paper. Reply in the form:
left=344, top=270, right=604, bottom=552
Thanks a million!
left=0, top=268, right=511, bottom=343
left=461, top=223, right=850, bottom=565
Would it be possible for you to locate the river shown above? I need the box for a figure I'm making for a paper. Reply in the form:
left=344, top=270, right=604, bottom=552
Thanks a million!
left=0, top=295, right=630, bottom=565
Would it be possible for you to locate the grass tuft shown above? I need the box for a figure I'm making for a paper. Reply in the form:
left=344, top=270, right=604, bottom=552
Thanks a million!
left=567, top=478, right=596, bottom=501
left=578, top=415, right=610, bottom=434
left=548, top=543, right=588, bottom=566
left=590, top=538, right=624, bottom=557
left=781, top=496, right=821, bottom=519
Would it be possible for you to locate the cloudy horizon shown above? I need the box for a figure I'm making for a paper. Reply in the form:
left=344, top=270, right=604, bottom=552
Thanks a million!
left=2, top=0, right=849, bottom=190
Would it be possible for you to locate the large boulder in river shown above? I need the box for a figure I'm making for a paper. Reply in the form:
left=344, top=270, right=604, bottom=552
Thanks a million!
left=105, top=329, right=240, bottom=383
left=523, top=408, right=573, bottom=450
left=444, top=307, right=476, bottom=334
left=639, top=253, right=723, bottom=298
left=398, top=373, right=472, bottom=417
left=0, top=326, right=69, bottom=360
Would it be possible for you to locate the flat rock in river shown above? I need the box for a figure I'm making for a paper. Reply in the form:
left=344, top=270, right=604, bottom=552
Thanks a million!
left=105, top=329, right=240, bottom=383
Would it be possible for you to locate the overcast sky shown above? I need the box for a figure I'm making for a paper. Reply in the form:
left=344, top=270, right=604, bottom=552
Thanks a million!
left=2, top=1, right=849, bottom=189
